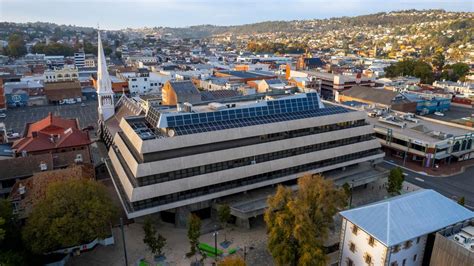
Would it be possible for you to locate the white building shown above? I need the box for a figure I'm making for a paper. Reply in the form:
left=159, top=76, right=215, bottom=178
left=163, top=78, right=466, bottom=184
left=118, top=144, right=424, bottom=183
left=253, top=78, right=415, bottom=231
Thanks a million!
left=433, top=80, right=474, bottom=96
left=74, top=52, right=85, bottom=68
left=43, top=65, right=79, bottom=83
left=339, top=190, right=473, bottom=266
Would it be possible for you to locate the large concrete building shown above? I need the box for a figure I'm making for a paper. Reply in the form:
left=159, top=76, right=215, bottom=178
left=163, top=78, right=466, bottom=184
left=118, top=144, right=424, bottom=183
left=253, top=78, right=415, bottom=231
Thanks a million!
left=104, top=91, right=384, bottom=222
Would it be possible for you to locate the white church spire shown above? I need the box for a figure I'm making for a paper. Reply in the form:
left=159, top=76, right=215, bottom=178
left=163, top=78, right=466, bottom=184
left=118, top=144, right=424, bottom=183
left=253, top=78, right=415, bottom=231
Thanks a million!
left=97, top=30, right=115, bottom=121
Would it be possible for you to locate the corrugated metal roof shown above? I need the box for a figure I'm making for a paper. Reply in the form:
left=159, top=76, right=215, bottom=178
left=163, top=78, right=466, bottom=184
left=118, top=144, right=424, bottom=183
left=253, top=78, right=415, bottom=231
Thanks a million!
left=340, top=189, right=474, bottom=246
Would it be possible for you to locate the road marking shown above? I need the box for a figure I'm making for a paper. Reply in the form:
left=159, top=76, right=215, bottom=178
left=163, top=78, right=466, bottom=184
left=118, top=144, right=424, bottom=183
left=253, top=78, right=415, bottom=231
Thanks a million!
left=402, top=173, right=408, bottom=176
left=465, top=205, right=474, bottom=209
left=415, top=177, right=425, bottom=182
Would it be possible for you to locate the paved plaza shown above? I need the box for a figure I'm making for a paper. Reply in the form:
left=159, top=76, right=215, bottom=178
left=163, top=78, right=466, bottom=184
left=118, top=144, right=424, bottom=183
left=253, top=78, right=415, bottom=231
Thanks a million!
left=68, top=177, right=421, bottom=266
left=1, top=100, right=99, bottom=135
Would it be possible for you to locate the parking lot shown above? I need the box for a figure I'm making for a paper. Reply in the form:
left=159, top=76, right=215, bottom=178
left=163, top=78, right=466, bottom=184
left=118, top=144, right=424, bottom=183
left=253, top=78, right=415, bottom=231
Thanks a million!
left=425, top=105, right=473, bottom=122
left=1, top=100, right=99, bottom=135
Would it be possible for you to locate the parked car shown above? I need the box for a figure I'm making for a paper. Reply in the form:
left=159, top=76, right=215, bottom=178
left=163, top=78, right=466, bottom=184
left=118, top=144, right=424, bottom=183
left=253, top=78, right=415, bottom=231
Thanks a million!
left=81, top=103, right=86, bottom=107
left=434, top=112, right=445, bottom=117
left=0, top=113, right=6, bottom=118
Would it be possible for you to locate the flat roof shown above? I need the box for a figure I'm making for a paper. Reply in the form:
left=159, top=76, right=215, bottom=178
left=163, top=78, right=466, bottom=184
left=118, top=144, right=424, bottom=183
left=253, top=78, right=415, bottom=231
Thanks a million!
left=369, top=114, right=473, bottom=144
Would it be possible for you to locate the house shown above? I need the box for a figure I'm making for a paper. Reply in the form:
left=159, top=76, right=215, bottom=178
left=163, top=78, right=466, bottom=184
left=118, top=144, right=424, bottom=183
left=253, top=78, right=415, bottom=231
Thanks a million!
left=11, top=113, right=92, bottom=165
left=339, top=190, right=473, bottom=266
left=9, top=164, right=95, bottom=218
left=161, top=80, right=201, bottom=105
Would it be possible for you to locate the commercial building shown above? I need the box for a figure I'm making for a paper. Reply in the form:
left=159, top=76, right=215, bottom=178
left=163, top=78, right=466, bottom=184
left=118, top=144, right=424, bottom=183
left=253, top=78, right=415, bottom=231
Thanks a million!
left=161, top=80, right=201, bottom=106
left=339, top=190, right=473, bottom=266
left=104, top=91, right=384, bottom=221
left=74, top=52, right=86, bottom=68
left=369, top=112, right=474, bottom=168
left=430, top=221, right=474, bottom=266
left=44, top=66, right=79, bottom=83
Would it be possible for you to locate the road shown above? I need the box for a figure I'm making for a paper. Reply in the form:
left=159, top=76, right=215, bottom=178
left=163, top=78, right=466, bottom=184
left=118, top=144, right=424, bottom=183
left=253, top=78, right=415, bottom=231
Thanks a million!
left=380, top=160, right=474, bottom=210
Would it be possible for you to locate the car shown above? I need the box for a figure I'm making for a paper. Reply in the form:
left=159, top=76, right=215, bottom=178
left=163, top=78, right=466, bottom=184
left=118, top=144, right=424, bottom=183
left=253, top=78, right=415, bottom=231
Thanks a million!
left=0, top=113, right=6, bottom=118
left=81, top=103, right=86, bottom=107
left=434, top=112, right=445, bottom=117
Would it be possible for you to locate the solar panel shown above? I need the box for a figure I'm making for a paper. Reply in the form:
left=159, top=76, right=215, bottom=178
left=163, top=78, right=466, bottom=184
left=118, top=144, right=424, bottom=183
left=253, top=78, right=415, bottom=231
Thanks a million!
left=172, top=106, right=349, bottom=136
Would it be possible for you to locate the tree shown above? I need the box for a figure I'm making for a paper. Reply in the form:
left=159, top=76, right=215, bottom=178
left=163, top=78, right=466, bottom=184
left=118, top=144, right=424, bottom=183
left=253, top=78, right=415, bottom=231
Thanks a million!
left=142, top=217, right=166, bottom=258
left=22, top=179, right=116, bottom=254
left=6, top=33, right=27, bottom=58
left=431, top=51, right=445, bottom=71
left=265, top=174, right=347, bottom=266
left=458, top=196, right=465, bottom=206
left=387, top=167, right=404, bottom=195
left=217, top=204, right=231, bottom=228
left=187, top=214, right=201, bottom=256
left=218, top=255, right=246, bottom=266
left=0, top=217, right=5, bottom=242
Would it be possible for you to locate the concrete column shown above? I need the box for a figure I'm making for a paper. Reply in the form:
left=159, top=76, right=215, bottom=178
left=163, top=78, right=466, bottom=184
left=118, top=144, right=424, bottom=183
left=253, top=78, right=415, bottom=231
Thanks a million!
left=175, top=206, right=191, bottom=228
left=235, top=217, right=250, bottom=229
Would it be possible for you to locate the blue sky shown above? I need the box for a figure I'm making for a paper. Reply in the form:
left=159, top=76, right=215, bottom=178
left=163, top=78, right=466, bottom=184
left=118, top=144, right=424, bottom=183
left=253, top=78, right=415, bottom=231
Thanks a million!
left=1, top=0, right=472, bottom=29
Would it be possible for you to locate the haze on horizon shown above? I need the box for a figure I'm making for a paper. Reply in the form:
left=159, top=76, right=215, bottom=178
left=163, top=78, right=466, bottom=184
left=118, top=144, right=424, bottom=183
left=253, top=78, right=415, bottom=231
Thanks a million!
left=1, top=0, right=473, bottom=30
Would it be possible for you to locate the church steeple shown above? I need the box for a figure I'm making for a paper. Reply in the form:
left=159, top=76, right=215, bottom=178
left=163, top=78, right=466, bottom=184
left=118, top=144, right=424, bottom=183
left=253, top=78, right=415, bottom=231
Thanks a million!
left=97, top=30, right=115, bottom=121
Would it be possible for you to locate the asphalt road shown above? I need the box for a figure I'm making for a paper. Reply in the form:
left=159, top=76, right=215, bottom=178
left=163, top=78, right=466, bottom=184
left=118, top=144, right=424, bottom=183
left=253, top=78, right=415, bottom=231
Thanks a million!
left=1, top=100, right=99, bottom=135
left=380, top=160, right=474, bottom=210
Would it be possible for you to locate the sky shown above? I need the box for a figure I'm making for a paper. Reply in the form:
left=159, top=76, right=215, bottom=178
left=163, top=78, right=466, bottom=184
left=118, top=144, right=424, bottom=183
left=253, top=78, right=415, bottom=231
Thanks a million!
left=0, top=0, right=473, bottom=30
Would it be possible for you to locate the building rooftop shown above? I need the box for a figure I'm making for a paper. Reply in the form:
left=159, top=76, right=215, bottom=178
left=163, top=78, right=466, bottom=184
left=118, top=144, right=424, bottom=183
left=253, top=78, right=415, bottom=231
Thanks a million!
left=129, top=92, right=351, bottom=140
left=368, top=113, right=473, bottom=144
left=340, top=189, right=474, bottom=246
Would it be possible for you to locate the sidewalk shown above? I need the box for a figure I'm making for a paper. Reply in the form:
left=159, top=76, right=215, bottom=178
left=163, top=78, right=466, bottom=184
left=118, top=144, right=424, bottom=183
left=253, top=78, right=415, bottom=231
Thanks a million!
left=384, top=154, right=474, bottom=177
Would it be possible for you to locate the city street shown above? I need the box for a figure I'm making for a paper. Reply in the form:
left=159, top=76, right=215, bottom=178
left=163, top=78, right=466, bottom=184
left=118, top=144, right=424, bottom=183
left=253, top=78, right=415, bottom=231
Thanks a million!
left=380, top=160, right=474, bottom=210
left=1, top=100, right=99, bottom=135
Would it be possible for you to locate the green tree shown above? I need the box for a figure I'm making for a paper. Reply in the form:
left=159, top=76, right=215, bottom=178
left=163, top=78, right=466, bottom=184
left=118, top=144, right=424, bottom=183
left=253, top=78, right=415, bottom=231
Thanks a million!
left=432, top=51, right=445, bottom=71
left=187, top=214, right=201, bottom=256
left=0, top=217, right=5, bottom=242
left=22, top=179, right=116, bottom=254
left=387, top=167, right=404, bottom=195
left=217, top=204, right=231, bottom=228
left=458, top=196, right=465, bottom=206
left=142, top=217, right=166, bottom=257
left=6, top=33, right=27, bottom=58
left=265, top=174, right=347, bottom=266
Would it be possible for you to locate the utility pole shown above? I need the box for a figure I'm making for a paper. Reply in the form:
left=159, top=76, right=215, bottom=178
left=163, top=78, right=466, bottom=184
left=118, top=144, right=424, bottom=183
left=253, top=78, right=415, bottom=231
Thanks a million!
left=120, top=218, right=128, bottom=266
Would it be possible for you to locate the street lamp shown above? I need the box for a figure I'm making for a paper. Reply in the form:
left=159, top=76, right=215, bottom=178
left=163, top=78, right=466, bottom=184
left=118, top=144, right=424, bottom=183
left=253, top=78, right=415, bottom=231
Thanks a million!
left=213, top=225, right=219, bottom=263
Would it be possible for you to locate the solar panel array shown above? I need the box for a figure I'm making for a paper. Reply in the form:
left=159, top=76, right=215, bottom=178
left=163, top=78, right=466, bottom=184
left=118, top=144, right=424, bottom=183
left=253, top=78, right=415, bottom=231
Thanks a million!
left=166, top=93, right=320, bottom=128
left=162, top=93, right=350, bottom=136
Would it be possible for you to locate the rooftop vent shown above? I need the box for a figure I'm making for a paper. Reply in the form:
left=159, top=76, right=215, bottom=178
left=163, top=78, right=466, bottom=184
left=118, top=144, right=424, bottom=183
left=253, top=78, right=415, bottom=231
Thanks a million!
left=208, top=102, right=227, bottom=110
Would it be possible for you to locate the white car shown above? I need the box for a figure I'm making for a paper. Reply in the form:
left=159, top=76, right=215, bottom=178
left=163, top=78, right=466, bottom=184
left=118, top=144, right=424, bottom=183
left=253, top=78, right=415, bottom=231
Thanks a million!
left=0, top=113, right=6, bottom=118
left=434, top=112, right=445, bottom=117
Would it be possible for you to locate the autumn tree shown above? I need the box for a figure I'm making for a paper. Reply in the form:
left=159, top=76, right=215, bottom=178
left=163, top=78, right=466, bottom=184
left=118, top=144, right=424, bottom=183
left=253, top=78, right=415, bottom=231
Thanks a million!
left=265, top=174, right=347, bottom=266
left=22, top=179, right=116, bottom=254
left=218, top=255, right=246, bottom=266
left=187, top=214, right=202, bottom=256
left=387, top=167, right=404, bottom=195
left=143, top=217, right=166, bottom=258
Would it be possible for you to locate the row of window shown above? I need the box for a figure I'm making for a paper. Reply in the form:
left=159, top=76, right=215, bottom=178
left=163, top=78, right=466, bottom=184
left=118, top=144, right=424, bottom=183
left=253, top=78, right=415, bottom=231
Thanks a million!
left=138, top=119, right=368, bottom=163
left=130, top=148, right=382, bottom=211
left=136, top=134, right=374, bottom=186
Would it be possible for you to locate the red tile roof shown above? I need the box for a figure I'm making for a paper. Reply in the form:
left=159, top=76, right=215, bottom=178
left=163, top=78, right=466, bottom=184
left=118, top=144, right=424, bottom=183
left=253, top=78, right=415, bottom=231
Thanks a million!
left=12, top=113, right=91, bottom=153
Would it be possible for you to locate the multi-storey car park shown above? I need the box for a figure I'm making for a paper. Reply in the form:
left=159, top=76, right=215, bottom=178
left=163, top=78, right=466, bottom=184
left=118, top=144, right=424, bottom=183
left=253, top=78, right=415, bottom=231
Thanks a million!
left=104, top=92, right=385, bottom=224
